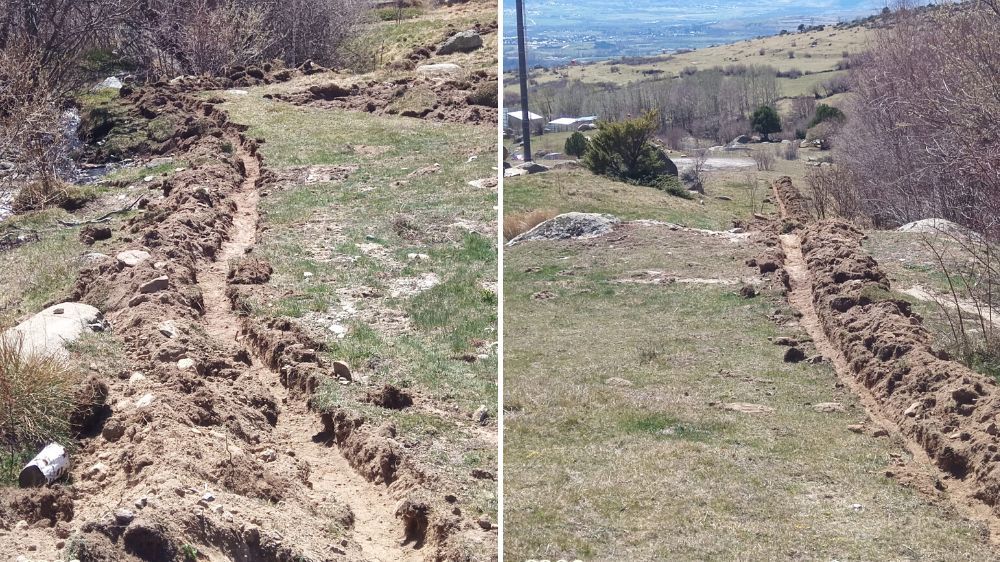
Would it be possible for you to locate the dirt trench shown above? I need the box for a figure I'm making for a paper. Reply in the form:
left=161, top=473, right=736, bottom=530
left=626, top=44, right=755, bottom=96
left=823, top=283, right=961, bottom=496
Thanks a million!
left=197, top=138, right=424, bottom=562
left=767, top=176, right=1000, bottom=540
left=1, top=86, right=473, bottom=561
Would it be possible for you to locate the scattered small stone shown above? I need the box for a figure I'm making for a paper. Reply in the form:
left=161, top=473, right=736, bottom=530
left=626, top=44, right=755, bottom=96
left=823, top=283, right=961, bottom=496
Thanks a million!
left=604, top=377, right=633, bottom=387
left=129, top=372, right=146, bottom=384
left=813, top=402, right=845, bottom=413
left=202, top=492, right=215, bottom=502
left=477, top=515, right=492, bottom=531
left=114, top=509, right=135, bottom=525
left=260, top=449, right=277, bottom=462
left=86, top=463, right=108, bottom=481
left=406, top=253, right=430, bottom=261
left=851, top=503, right=864, bottom=512
left=328, top=323, right=348, bottom=338
left=177, top=358, right=196, bottom=371
left=332, top=360, right=352, bottom=381
left=772, top=337, right=799, bottom=346
left=135, top=393, right=155, bottom=408
left=473, top=405, right=489, bottom=425
left=143, top=175, right=154, bottom=182
left=806, top=354, right=825, bottom=364
left=157, top=320, right=177, bottom=338
left=904, top=401, right=921, bottom=417
left=783, top=347, right=806, bottom=363
left=872, top=428, right=890, bottom=438
left=139, top=275, right=169, bottom=294
left=847, top=424, right=864, bottom=434
left=722, top=402, right=775, bottom=414
left=303, top=272, right=314, bottom=278
left=134, top=497, right=148, bottom=509
left=117, top=250, right=151, bottom=267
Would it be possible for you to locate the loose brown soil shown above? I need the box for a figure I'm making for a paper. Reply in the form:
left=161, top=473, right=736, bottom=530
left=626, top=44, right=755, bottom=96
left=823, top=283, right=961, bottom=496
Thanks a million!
left=768, top=175, right=1000, bottom=540
left=271, top=71, right=498, bottom=126
left=1, top=81, right=491, bottom=561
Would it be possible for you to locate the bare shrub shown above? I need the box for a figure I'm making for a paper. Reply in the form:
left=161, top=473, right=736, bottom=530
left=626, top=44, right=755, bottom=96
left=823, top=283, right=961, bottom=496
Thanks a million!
left=781, top=142, right=798, bottom=161
left=805, top=165, right=863, bottom=221
left=175, top=0, right=272, bottom=75
left=834, top=2, right=1000, bottom=236
left=751, top=147, right=776, bottom=171
left=0, top=332, right=79, bottom=480
left=922, top=232, right=1000, bottom=376
left=504, top=210, right=558, bottom=241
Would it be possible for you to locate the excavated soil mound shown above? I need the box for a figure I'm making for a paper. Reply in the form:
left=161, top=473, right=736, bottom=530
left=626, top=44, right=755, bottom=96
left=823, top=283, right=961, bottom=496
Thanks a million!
left=1, top=83, right=491, bottom=561
left=773, top=176, right=812, bottom=224
left=272, top=71, right=498, bottom=126
left=773, top=178, right=1000, bottom=518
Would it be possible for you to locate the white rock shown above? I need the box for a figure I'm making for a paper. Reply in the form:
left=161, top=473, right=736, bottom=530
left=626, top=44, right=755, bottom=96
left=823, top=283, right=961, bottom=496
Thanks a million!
left=328, top=323, right=348, bottom=338
left=97, top=76, right=123, bottom=90
left=117, top=250, right=151, bottom=267
left=143, top=175, right=154, bottom=182
left=158, top=321, right=177, bottom=338
left=406, top=253, right=430, bottom=261
left=2, top=302, right=104, bottom=360
left=129, top=372, right=146, bottom=384
left=135, top=393, right=155, bottom=408
left=415, top=63, right=463, bottom=79
left=177, top=358, right=196, bottom=371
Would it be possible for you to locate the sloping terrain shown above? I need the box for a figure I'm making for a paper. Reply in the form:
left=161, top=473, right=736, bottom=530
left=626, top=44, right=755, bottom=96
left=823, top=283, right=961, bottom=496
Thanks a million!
left=0, top=2, right=498, bottom=561
left=503, top=164, right=1000, bottom=557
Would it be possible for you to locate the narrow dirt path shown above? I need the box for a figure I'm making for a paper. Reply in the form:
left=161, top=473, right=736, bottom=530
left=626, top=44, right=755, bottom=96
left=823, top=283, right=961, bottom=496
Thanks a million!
left=773, top=189, right=1000, bottom=542
left=196, top=138, right=423, bottom=561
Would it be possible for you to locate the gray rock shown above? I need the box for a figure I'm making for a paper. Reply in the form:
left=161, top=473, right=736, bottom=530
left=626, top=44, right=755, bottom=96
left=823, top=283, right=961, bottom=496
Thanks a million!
left=333, top=360, right=352, bottom=381
left=653, top=148, right=679, bottom=177
left=515, top=161, right=549, bottom=174
left=114, top=509, right=135, bottom=525
left=157, top=321, right=177, bottom=338
left=117, top=250, right=151, bottom=267
left=97, top=76, right=123, bottom=90
left=139, top=276, right=169, bottom=294
left=508, top=212, right=620, bottom=245
left=415, top=63, right=463, bottom=79
left=437, top=30, right=483, bottom=55
left=473, top=405, right=489, bottom=425
left=2, top=303, right=104, bottom=360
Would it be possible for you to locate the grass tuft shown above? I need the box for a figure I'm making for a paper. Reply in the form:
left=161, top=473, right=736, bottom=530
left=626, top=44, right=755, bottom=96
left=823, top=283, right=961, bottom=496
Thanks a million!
left=0, top=332, right=80, bottom=483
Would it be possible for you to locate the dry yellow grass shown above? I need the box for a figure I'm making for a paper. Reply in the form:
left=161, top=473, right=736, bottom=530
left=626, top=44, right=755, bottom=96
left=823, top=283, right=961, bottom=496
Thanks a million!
left=504, top=209, right=558, bottom=241
left=0, top=332, right=79, bottom=482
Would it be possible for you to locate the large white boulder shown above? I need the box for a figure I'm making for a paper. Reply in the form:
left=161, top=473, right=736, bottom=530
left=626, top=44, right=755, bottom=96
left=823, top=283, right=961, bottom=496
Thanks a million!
left=3, top=302, right=105, bottom=359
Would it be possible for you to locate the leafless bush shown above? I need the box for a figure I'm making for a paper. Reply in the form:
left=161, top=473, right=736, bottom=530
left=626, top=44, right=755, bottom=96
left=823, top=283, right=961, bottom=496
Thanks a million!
left=834, top=2, right=1000, bottom=237
left=922, top=231, right=1000, bottom=375
left=805, top=165, right=864, bottom=221
left=781, top=142, right=798, bottom=160
left=751, top=147, right=775, bottom=171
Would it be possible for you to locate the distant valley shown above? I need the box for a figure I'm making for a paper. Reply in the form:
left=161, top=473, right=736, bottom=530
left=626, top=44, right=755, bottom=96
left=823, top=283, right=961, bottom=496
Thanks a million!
left=502, top=0, right=894, bottom=67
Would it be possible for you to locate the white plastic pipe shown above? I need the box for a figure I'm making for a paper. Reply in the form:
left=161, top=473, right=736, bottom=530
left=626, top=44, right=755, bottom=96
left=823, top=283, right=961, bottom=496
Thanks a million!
left=19, top=443, right=69, bottom=487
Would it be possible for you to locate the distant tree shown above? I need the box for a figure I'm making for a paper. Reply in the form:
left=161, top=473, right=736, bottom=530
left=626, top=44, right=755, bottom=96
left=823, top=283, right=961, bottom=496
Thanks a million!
left=582, top=111, right=666, bottom=185
left=564, top=131, right=588, bottom=158
left=750, top=105, right=781, bottom=140
left=808, top=104, right=845, bottom=128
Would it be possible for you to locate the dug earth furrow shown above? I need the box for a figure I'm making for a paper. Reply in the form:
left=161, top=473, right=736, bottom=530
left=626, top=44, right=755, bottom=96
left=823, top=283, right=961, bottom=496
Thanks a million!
left=769, top=176, right=1000, bottom=540
left=1, top=83, right=475, bottom=561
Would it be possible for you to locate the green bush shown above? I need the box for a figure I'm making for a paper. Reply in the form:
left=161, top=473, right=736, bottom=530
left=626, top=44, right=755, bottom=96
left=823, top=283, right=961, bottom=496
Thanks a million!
left=564, top=131, right=588, bottom=158
left=656, top=176, right=693, bottom=199
left=582, top=111, right=667, bottom=186
left=750, top=106, right=781, bottom=141
left=808, top=104, right=846, bottom=128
